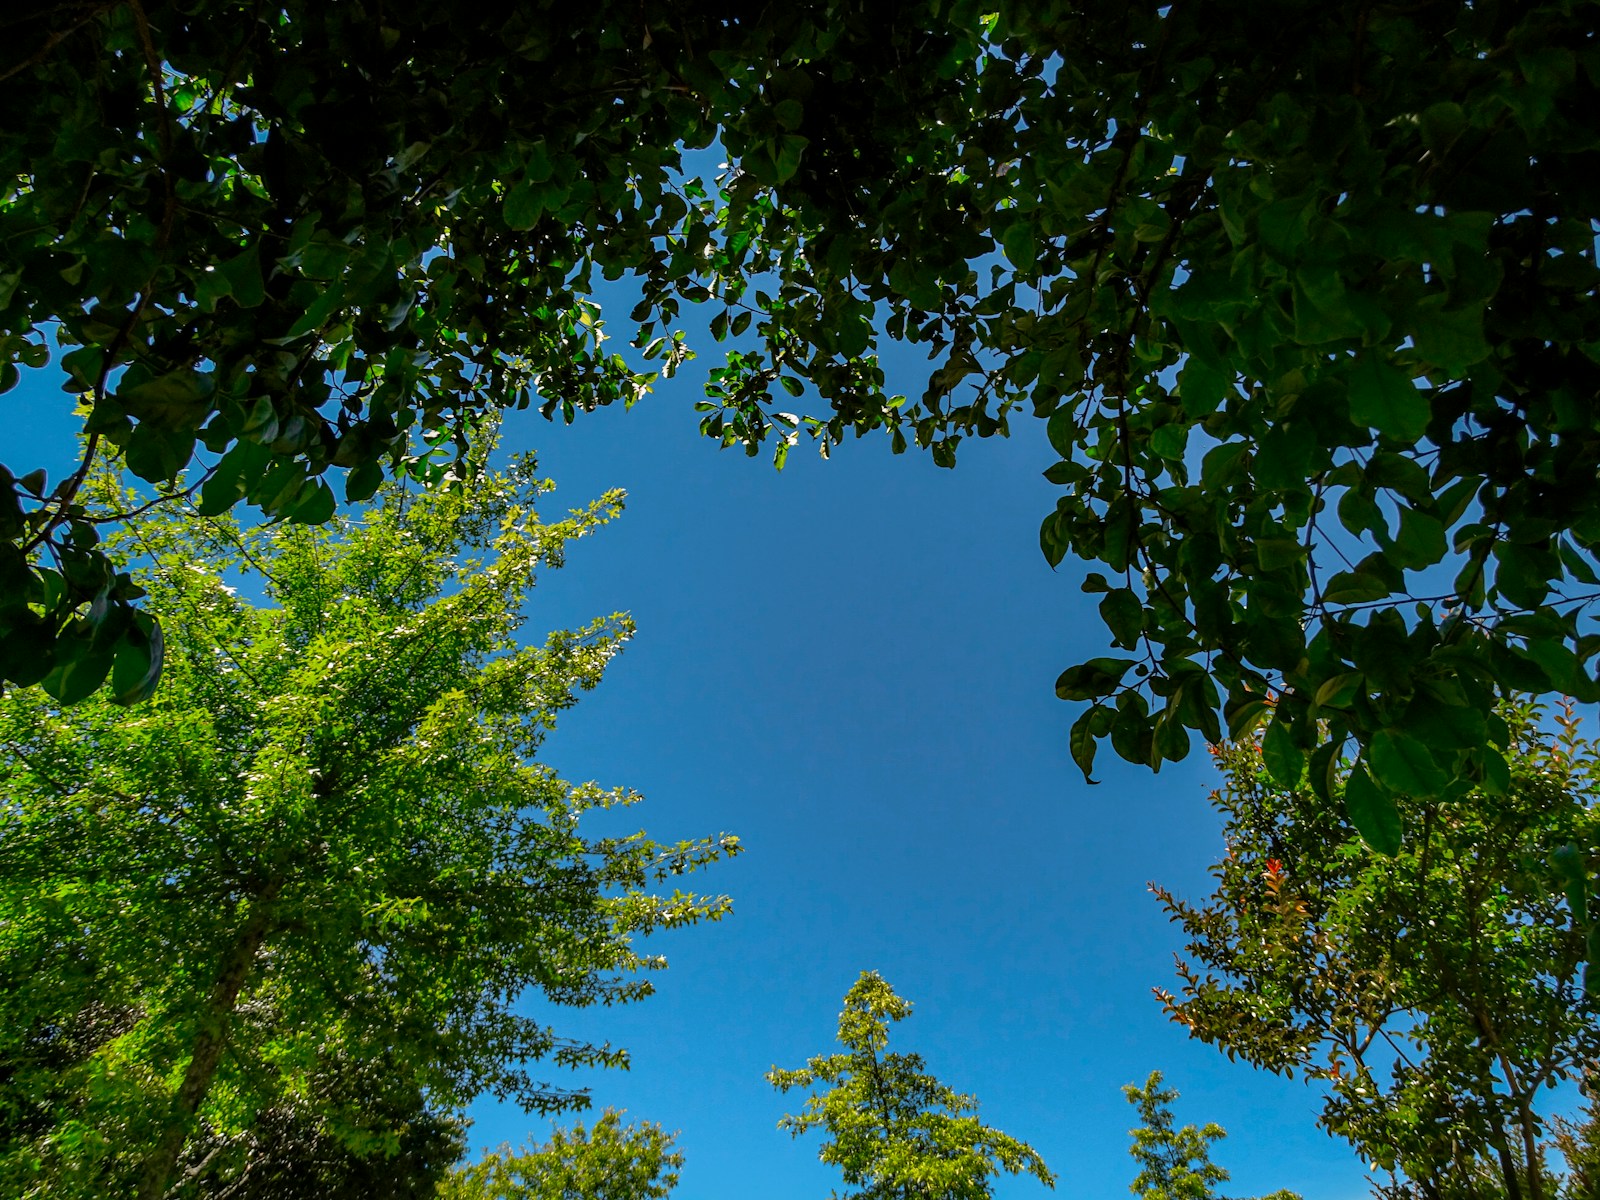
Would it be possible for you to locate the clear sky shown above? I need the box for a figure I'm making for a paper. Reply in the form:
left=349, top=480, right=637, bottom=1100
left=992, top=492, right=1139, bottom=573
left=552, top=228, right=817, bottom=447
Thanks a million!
left=11, top=339, right=1376, bottom=1199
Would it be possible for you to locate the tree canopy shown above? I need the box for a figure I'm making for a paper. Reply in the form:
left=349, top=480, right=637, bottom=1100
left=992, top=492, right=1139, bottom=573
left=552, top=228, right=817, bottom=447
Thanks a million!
left=0, top=453, right=737, bottom=1199
left=767, top=971, right=1055, bottom=1200
left=439, top=1109, right=683, bottom=1200
left=1152, top=708, right=1600, bottom=1200
left=3, top=1, right=1598, bottom=838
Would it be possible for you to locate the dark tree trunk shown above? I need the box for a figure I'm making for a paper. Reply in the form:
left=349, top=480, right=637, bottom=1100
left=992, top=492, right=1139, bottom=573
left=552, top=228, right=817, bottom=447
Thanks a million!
left=136, top=880, right=281, bottom=1200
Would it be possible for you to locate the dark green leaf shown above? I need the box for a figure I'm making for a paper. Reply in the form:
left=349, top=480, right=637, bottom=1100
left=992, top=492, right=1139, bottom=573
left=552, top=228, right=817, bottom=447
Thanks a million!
left=1343, top=762, right=1403, bottom=856
left=1369, top=728, right=1448, bottom=797
left=1348, top=354, right=1428, bottom=442
left=1261, top=714, right=1302, bottom=787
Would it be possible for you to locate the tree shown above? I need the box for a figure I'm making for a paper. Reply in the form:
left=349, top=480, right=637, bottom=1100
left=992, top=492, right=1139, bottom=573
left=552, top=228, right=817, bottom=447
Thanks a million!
left=767, top=971, right=1055, bottom=1200
left=1150, top=703, right=1600, bottom=1200
left=438, top=1109, right=682, bottom=1200
left=1122, top=1070, right=1299, bottom=1200
left=0, top=451, right=738, bottom=1200
left=170, top=1055, right=465, bottom=1200
left=5, top=3, right=1599, bottom=850
left=1549, top=1077, right=1600, bottom=1200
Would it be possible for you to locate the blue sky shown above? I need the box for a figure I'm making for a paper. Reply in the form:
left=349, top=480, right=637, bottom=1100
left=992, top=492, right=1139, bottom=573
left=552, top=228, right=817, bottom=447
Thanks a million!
left=11, top=350, right=1375, bottom=1199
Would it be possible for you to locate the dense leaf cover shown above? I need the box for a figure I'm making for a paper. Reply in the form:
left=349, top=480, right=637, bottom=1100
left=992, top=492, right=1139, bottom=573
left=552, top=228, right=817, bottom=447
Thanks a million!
left=0, top=456, right=737, bottom=1199
left=438, top=1109, right=683, bottom=1200
left=767, top=971, right=1055, bottom=1200
left=1152, top=709, right=1600, bottom=1200
left=3, top=2, right=1599, bottom=831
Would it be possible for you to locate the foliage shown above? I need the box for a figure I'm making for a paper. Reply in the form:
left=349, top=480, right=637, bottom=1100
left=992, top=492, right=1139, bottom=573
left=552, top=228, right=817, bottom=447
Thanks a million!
left=173, top=1060, right=464, bottom=1200
left=1150, top=703, right=1600, bottom=1200
left=1549, top=1078, right=1600, bottom=1200
left=438, top=1109, right=682, bottom=1200
left=1122, top=1070, right=1300, bottom=1200
left=767, top=970, right=1055, bottom=1200
left=0, top=454, right=737, bottom=1200
left=1123, top=1071, right=1229, bottom=1200
left=5, top=3, right=1600, bottom=849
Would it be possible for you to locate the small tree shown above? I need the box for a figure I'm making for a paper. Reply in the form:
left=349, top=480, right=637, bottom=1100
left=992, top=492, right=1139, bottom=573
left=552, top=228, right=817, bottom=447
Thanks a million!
left=438, top=1109, right=682, bottom=1200
left=0, top=454, right=737, bottom=1199
left=1122, top=1071, right=1299, bottom=1200
left=767, top=971, right=1055, bottom=1200
left=1151, top=703, right=1600, bottom=1200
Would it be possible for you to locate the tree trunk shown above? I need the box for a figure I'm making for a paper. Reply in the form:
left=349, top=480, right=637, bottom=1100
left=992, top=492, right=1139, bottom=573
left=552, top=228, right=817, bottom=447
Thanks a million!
left=136, top=880, right=281, bottom=1200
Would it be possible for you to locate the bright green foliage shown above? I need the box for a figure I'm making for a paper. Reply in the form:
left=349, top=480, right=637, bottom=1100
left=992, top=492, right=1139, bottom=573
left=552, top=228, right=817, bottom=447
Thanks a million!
left=438, top=1109, right=682, bottom=1200
left=0, top=455, right=737, bottom=1200
left=767, top=971, right=1055, bottom=1200
left=1123, top=1072, right=1230, bottom=1200
left=1122, top=1070, right=1300, bottom=1200
left=6, top=5, right=1600, bottom=851
left=1151, top=704, right=1600, bottom=1200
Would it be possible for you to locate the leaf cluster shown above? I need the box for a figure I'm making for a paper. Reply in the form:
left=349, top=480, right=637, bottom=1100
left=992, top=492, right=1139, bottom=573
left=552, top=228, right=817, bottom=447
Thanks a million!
left=438, top=1109, right=683, bottom=1200
left=1151, top=706, right=1600, bottom=1199
left=4, top=1, right=1597, bottom=820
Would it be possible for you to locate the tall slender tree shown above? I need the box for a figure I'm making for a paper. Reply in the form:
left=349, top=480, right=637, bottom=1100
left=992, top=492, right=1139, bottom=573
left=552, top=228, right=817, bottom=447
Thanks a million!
left=768, top=971, right=1055, bottom=1200
left=1122, top=1071, right=1300, bottom=1200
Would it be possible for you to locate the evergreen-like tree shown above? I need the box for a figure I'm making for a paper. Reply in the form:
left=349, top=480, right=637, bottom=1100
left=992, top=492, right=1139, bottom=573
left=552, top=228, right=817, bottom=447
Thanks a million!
left=768, top=971, right=1055, bottom=1200
left=1122, top=1071, right=1299, bottom=1200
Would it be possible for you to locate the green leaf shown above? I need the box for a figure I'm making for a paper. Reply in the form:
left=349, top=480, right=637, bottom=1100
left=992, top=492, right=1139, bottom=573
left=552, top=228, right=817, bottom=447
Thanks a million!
left=1054, top=657, right=1136, bottom=701
left=1323, top=567, right=1393, bottom=605
left=1390, top=506, right=1447, bottom=569
left=109, top=616, right=163, bottom=706
left=41, top=646, right=115, bottom=706
left=1099, top=589, right=1143, bottom=648
left=218, top=242, right=266, bottom=308
left=1315, top=672, right=1364, bottom=709
left=1348, top=354, right=1428, bottom=442
left=1418, top=101, right=1466, bottom=154
left=124, top=422, right=196, bottom=484
left=118, top=369, right=217, bottom=421
left=1343, top=762, right=1403, bottom=856
left=1176, top=357, right=1234, bottom=418
left=1368, top=728, right=1448, bottom=797
left=504, top=181, right=542, bottom=231
left=1226, top=695, right=1270, bottom=740
left=1551, top=843, right=1590, bottom=927
left=288, top=479, right=337, bottom=525
left=1150, top=423, right=1188, bottom=461
left=1478, top=746, right=1511, bottom=795
left=345, top=459, right=384, bottom=503
left=1261, top=714, right=1302, bottom=787
left=772, top=134, right=809, bottom=184
left=1409, top=298, right=1490, bottom=372
left=1070, top=706, right=1103, bottom=782
left=285, top=284, right=347, bottom=339
left=1001, top=220, right=1038, bottom=270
